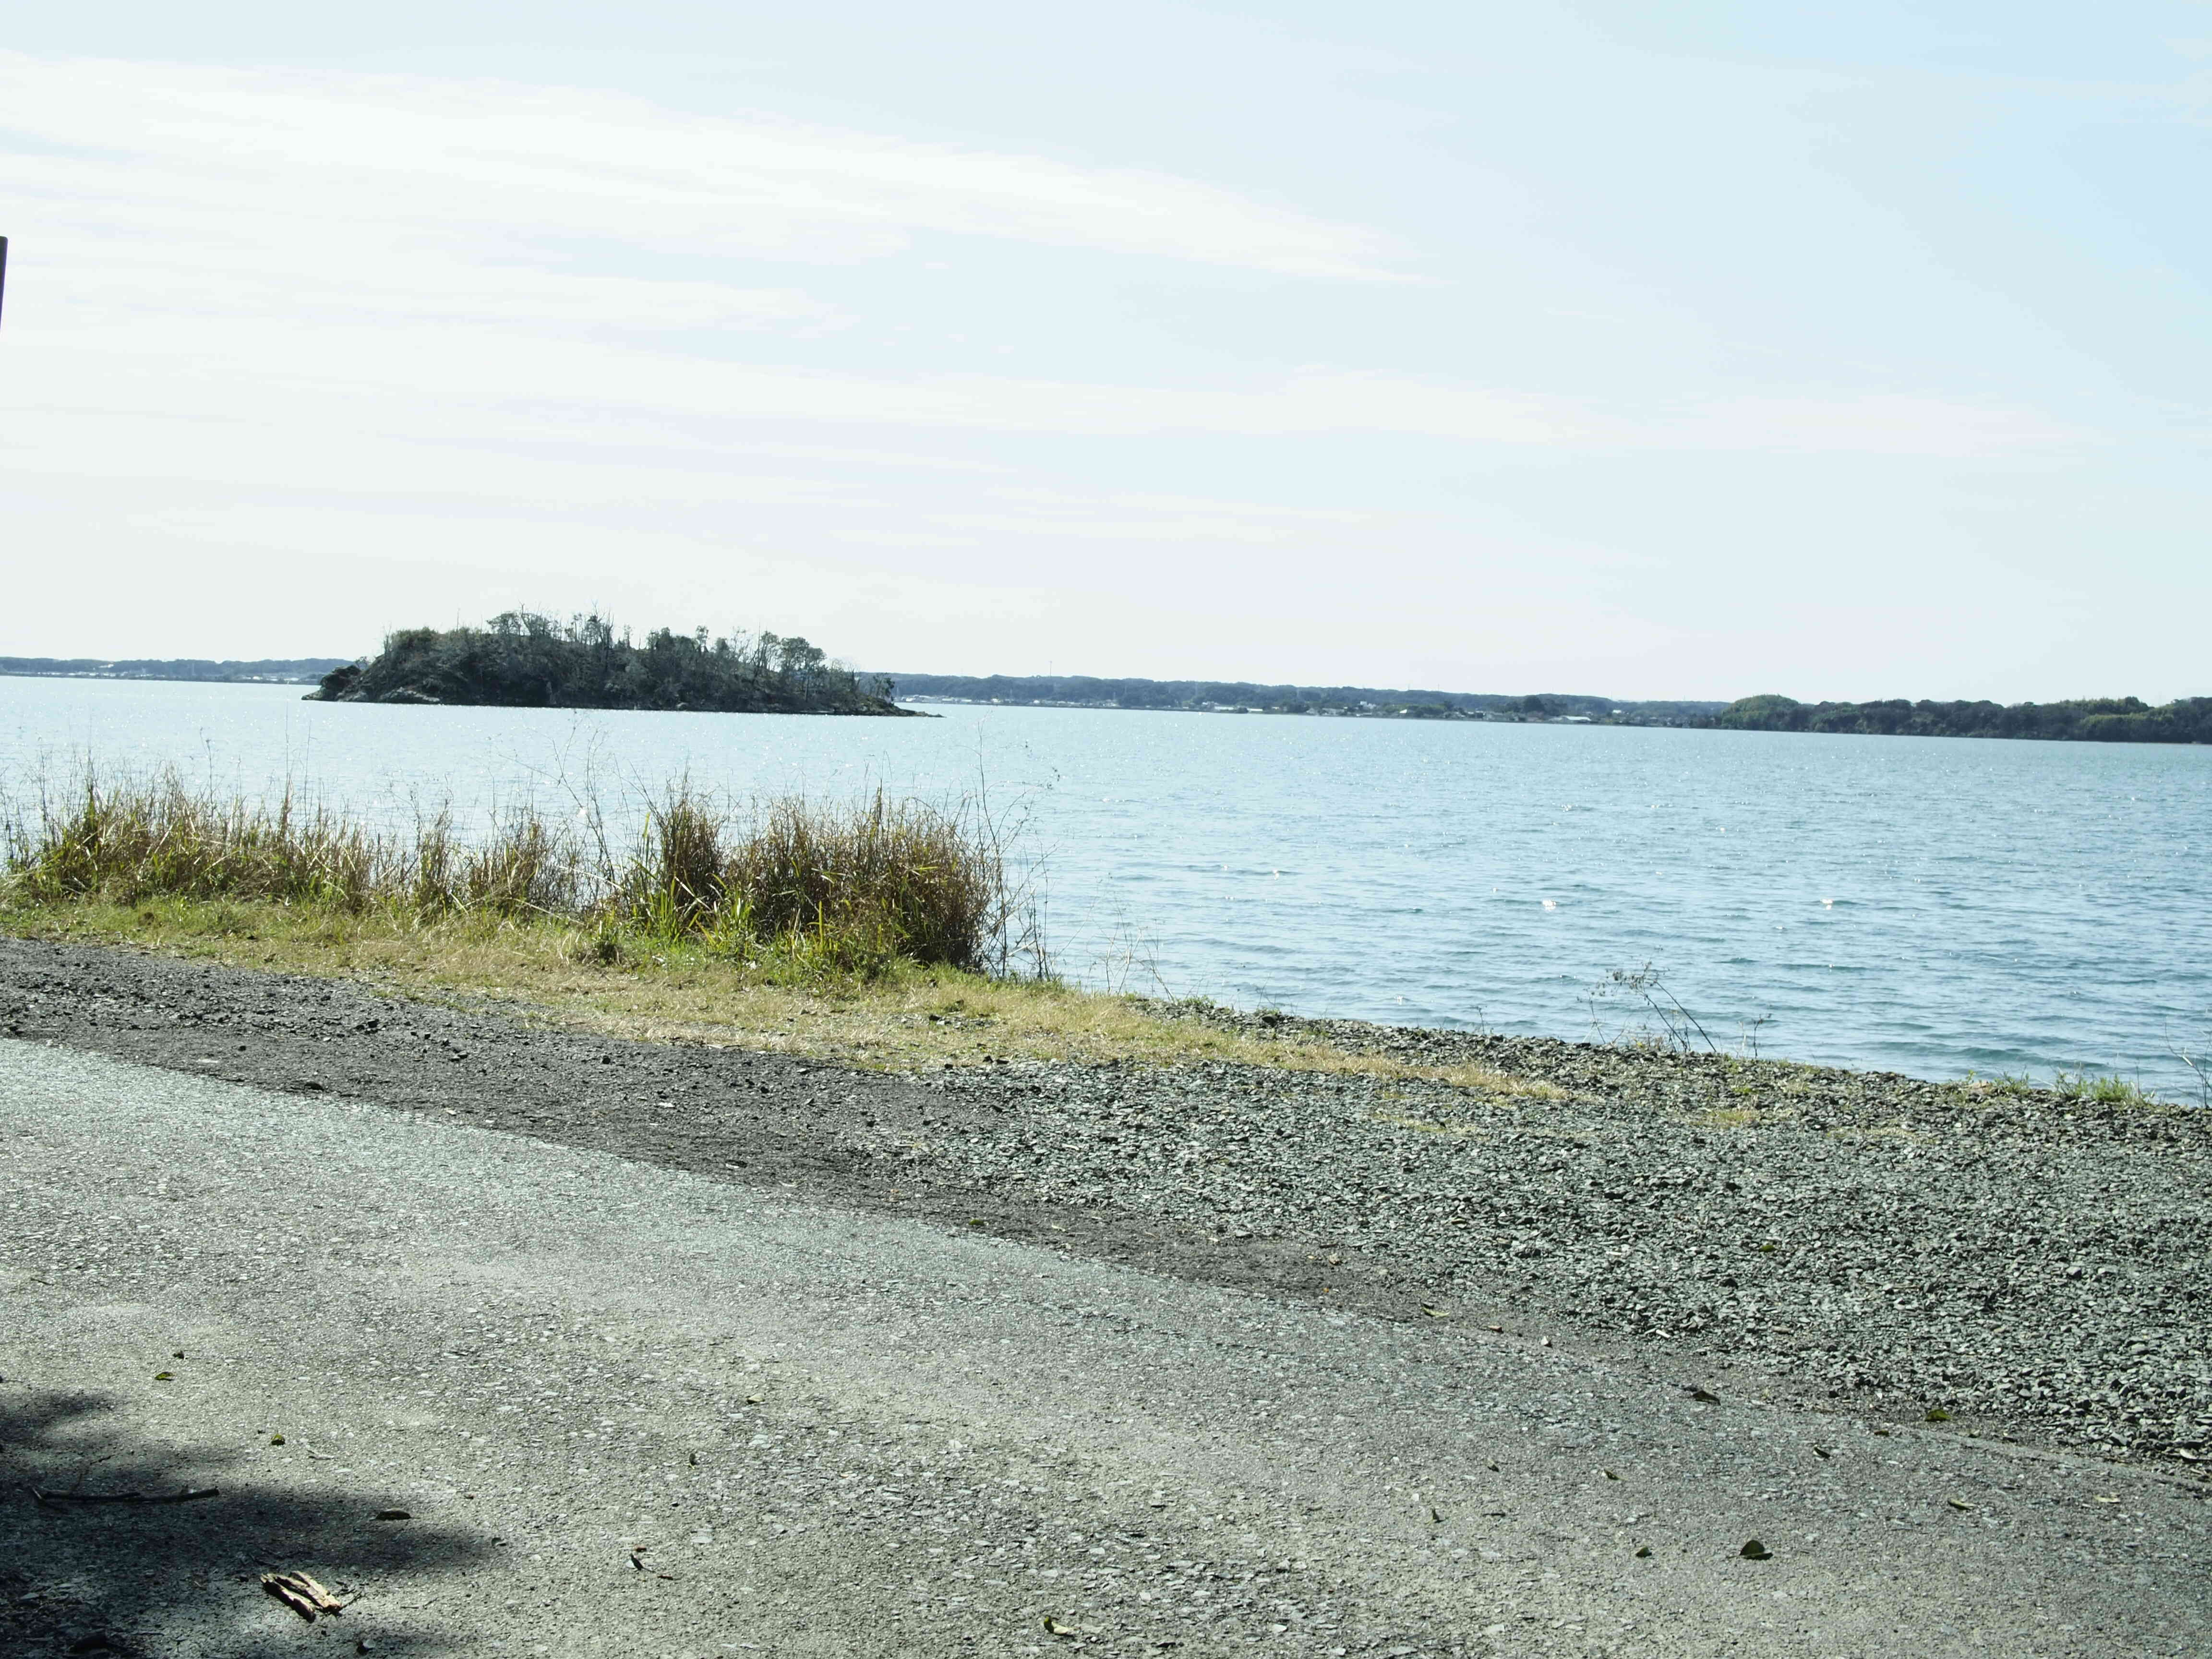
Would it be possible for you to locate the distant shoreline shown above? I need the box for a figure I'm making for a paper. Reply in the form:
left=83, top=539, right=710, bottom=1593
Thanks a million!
left=881, top=676, right=2212, bottom=743
left=0, top=656, right=344, bottom=686
left=880, top=672, right=1718, bottom=725
left=7, top=657, right=2205, bottom=743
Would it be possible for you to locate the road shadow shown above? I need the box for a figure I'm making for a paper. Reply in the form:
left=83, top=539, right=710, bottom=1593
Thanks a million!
left=0, top=1388, right=496, bottom=1657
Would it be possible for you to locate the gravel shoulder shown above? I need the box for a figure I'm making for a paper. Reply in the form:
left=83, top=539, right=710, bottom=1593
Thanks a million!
left=2, top=934, right=2208, bottom=1479
left=5, top=1038, right=2209, bottom=1659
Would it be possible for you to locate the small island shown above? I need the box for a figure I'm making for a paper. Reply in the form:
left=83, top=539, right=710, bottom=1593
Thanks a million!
left=308, top=612, right=918, bottom=716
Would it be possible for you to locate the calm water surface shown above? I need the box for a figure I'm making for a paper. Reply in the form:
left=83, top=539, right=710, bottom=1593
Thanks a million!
left=5, top=678, right=2209, bottom=1096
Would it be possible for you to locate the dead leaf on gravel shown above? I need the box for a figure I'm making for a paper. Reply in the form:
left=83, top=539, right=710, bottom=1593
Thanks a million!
left=1947, top=1498, right=1974, bottom=1512
left=1811, top=1446, right=1831, bottom=1459
left=374, top=1509, right=411, bottom=1521
left=262, top=1570, right=349, bottom=1621
left=1739, top=1539, right=1771, bottom=1560
left=1685, top=1385, right=1719, bottom=1404
left=1043, top=1615, right=1087, bottom=1639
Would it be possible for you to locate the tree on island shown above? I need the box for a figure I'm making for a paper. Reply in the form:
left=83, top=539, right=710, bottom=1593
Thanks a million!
left=308, top=612, right=914, bottom=716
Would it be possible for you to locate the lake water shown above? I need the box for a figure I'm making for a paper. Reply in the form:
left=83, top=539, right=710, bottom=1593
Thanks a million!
left=4, top=676, right=2209, bottom=1098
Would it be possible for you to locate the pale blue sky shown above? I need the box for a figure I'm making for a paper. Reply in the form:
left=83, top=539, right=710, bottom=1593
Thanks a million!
left=3, top=2, right=2208, bottom=698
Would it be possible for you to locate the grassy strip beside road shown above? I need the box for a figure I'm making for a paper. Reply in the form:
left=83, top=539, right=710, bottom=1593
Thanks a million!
left=0, top=769, right=1557, bottom=1095
left=0, top=895, right=1556, bottom=1094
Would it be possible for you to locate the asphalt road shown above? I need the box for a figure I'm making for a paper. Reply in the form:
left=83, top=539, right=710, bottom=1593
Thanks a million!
left=1, top=1039, right=2205, bottom=1658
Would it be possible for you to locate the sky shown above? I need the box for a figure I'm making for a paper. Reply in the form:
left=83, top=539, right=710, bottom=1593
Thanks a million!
left=2, top=2, right=2209, bottom=701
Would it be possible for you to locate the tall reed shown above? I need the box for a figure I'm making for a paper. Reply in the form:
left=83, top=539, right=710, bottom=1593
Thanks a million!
left=11, top=776, right=382, bottom=910
left=616, top=792, right=730, bottom=937
left=1, top=770, right=1039, bottom=979
left=724, top=789, right=997, bottom=974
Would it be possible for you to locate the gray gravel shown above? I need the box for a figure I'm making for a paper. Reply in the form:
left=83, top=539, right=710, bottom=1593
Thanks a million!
left=925, top=1009, right=2212, bottom=1467
left=4, top=1039, right=2210, bottom=1658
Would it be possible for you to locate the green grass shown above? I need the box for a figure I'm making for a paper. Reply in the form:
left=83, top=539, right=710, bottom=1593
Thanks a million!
left=2051, top=1070, right=2163, bottom=1108
left=1957, top=1071, right=2039, bottom=1099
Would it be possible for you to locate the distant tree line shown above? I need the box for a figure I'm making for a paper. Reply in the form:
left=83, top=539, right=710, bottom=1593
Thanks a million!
left=878, top=673, right=1725, bottom=724
left=0, top=656, right=346, bottom=685
left=1704, top=694, right=2212, bottom=745
left=309, top=613, right=910, bottom=716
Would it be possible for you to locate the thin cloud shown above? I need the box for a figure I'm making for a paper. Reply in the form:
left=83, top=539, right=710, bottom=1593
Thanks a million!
left=0, top=50, right=1410, bottom=291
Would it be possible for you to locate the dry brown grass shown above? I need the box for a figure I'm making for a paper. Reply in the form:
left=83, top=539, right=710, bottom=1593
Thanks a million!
left=4, top=773, right=1024, bottom=978
left=0, top=893, right=1560, bottom=1098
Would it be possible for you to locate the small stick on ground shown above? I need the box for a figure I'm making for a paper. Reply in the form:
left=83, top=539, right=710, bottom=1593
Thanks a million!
left=261, top=1570, right=351, bottom=1621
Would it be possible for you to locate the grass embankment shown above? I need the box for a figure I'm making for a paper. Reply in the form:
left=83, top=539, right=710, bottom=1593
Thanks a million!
left=0, top=776, right=1551, bottom=1097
